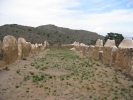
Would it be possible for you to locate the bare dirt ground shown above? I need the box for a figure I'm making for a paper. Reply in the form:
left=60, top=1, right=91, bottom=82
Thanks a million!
left=0, top=49, right=133, bottom=100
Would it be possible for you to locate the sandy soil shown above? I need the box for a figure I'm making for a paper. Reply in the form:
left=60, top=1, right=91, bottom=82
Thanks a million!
left=0, top=49, right=133, bottom=100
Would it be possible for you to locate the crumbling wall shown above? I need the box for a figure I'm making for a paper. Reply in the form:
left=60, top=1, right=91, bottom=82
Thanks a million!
left=75, top=42, right=80, bottom=51
left=44, top=41, right=50, bottom=49
left=119, top=38, right=133, bottom=48
left=71, top=41, right=78, bottom=51
left=38, top=43, right=44, bottom=51
left=102, top=39, right=117, bottom=66
left=86, top=46, right=90, bottom=57
left=79, top=43, right=86, bottom=56
left=35, top=43, right=39, bottom=54
left=2, top=35, right=18, bottom=65
left=18, top=38, right=31, bottom=59
left=84, top=46, right=89, bottom=57
left=115, top=39, right=133, bottom=74
left=31, top=44, right=37, bottom=54
left=71, top=38, right=133, bottom=76
left=87, top=45, right=95, bottom=58
left=18, top=38, right=26, bottom=59
left=91, top=39, right=104, bottom=60
left=51, top=44, right=61, bottom=49
left=104, top=39, right=116, bottom=47
left=24, top=42, right=31, bottom=58
left=93, top=46, right=103, bottom=60
left=95, top=39, right=103, bottom=47
left=61, top=44, right=73, bottom=49
left=0, top=35, right=50, bottom=68
left=110, top=47, right=118, bottom=66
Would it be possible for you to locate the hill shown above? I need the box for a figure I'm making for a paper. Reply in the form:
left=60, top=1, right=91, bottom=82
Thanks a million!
left=0, top=24, right=104, bottom=44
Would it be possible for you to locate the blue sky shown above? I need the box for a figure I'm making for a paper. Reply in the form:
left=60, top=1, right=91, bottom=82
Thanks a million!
left=0, top=0, right=133, bottom=37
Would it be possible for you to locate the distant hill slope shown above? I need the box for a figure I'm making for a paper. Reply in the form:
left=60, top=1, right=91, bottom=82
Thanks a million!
left=0, top=24, right=104, bottom=44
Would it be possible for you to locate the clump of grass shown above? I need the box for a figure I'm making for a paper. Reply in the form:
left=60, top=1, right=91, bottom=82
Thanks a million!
left=30, top=72, right=34, bottom=75
left=39, top=84, right=43, bottom=88
left=31, top=63, right=35, bottom=66
left=15, top=85, right=19, bottom=88
left=130, top=84, right=133, bottom=88
left=89, top=95, right=92, bottom=98
left=24, top=75, right=30, bottom=81
left=49, top=76, right=52, bottom=79
left=46, top=62, right=49, bottom=64
left=24, top=64, right=27, bottom=68
left=26, top=90, right=29, bottom=93
left=60, top=77, right=64, bottom=81
left=40, top=66, right=48, bottom=70
left=22, top=58, right=27, bottom=60
left=4, top=66, right=10, bottom=71
left=35, top=65, right=40, bottom=69
left=87, top=86, right=90, bottom=91
left=61, top=57, right=64, bottom=60
left=121, top=88, right=127, bottom=91
left=114, top=96, right=118, bottom=99
left=114, top=76, right=119, bottom=83
left=16, top=69, right=20, bottom=74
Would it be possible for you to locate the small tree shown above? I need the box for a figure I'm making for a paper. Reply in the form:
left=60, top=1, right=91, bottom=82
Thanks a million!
left=104, top=32, right=124, bottom=46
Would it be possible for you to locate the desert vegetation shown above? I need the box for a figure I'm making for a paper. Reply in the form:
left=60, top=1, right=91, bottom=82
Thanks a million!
left=0, top=49, right=133, bottom=100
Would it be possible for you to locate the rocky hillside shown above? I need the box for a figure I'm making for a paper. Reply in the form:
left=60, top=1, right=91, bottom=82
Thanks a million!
left=0, top=24, right=104, bottom=44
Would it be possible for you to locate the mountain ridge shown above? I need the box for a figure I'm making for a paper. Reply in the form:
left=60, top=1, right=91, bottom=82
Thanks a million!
left=0, top=24, right=104, bottom=45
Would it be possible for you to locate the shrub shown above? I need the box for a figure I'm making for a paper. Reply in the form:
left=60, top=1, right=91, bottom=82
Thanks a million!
left=15, top=85, right=19, bottom=88
left=16, top=69, right=20, bottom=74
left=4, top=66, right=9, bottom=71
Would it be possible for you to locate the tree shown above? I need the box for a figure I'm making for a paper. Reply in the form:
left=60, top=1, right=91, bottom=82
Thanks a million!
left=104, top=32, right=124, bottom=46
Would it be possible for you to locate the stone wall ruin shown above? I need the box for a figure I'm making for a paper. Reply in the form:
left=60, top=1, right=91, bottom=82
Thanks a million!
left=115, top=39, right=133, bottom=75
left=0, top=35, right=49, bottom=69
left=72, top=38, right=133, bottom=76
left=1, top=35, right=133, bottom=77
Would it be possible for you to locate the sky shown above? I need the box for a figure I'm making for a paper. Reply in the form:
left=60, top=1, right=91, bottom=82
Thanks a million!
left=0, top=0, right=133, bottom=37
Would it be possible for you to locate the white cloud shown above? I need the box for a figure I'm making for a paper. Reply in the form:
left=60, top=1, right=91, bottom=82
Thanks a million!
left=0, top=0, right=133, bottom=37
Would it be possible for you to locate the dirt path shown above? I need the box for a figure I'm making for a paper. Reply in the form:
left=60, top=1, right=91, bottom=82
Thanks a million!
left=0, top=49, right=133, bottom=100
left=0, top=51, right=47, bottom=100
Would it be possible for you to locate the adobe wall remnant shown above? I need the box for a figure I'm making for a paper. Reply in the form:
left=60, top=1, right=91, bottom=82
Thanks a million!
left=88, top=45, right=95, bottom=58
left=18, top=38, right=27, bottom=59
left=1, top=35, right=133, bottom=76
left=2, top=35, right=18, bottom=65
left=25, top=42, right=32, bottom=58
left=103, top=39, right=117, bottom=66
left=72, top=38, right=133, bottom=76
left=95, top=39, right=103, bottom=47
left=38, top=43, right=44, bottom=52
left=61, top=44, right=73, bottom=49
left=0, top=35, right=50, bottom=69
left=115, top=38, right=133, bottom=75
left=79, top=43, right=86, bottom=56
left=92, top=39, right=104, bottom=60
left=31, top=44, right=37, bottom=54
left=44, top=41, right=50, bottom=49
left=104, top=39, right=116, bottom=47
left=118, top=38, right=133, bottom=48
